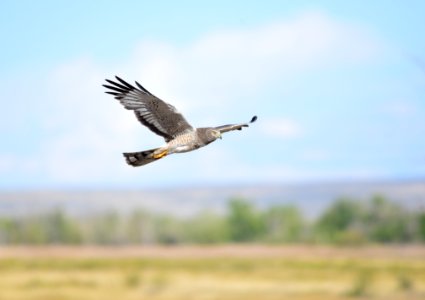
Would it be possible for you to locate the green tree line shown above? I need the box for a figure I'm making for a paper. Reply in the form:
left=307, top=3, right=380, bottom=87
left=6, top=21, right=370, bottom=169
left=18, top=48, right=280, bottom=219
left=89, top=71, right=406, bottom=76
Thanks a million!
left=0, top=195, right=424, bottom=245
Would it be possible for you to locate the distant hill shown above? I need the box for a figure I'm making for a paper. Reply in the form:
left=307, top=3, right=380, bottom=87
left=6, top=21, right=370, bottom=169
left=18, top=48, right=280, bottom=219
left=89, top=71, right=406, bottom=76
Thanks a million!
left=1, top=180, right=424, bottom=219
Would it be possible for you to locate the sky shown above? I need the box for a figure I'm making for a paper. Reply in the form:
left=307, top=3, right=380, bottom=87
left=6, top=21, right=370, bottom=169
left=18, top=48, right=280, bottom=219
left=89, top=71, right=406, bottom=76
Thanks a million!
left=0, top=1, right=424, bottom=189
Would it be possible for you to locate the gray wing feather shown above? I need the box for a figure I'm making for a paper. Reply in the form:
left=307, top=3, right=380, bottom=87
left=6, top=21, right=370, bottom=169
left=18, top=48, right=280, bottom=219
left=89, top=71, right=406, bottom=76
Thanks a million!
left=103, top=76, right=193, bottom=142
left=215, top=116, right=257, bottom=133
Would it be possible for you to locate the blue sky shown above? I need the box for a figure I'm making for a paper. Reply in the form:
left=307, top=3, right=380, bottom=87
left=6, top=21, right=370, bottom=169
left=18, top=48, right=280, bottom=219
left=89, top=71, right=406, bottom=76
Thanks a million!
left=1, top=1, right=424, bottom=189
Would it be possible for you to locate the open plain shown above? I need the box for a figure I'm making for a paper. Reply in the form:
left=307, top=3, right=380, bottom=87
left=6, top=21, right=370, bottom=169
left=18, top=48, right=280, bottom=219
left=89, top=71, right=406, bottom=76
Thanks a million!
left=0, top=245, right=424, bottom=300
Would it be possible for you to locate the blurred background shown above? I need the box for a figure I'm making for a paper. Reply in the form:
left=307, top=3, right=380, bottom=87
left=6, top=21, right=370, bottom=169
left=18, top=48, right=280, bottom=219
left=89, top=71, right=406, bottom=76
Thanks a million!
left=0, top=1, right=424, bottom=299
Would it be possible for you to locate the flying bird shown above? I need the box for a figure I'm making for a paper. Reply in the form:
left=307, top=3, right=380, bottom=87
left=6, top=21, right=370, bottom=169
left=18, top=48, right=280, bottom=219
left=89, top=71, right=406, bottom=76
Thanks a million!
left=103, top=76, right=257, bottom=167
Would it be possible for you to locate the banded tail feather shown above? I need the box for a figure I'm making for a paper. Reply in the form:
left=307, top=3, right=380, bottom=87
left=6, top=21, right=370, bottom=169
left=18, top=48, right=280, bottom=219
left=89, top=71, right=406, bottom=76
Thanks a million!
left=123, top=148, right=165, bottom=167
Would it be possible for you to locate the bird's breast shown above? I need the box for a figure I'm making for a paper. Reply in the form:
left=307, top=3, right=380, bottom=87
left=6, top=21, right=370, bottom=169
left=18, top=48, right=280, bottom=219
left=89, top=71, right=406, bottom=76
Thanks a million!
left=167, top=131, right=200, bottom=154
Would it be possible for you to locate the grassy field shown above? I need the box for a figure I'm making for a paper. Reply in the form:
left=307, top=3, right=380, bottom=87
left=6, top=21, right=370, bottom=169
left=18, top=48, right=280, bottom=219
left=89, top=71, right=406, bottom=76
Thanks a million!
left=0, top=245, right=424, bottom=300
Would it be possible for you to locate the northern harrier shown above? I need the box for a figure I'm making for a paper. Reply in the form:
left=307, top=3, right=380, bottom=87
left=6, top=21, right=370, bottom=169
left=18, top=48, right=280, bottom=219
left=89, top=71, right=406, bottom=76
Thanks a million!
left=103, top=76, right=257, bottom=166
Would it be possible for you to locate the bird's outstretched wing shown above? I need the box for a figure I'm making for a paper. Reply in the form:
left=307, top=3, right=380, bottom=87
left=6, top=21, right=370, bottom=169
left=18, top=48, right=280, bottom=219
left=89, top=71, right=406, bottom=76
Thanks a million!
left=215, top=116, right=257, bottom=134
left=103, top=76, right=193, bottom=142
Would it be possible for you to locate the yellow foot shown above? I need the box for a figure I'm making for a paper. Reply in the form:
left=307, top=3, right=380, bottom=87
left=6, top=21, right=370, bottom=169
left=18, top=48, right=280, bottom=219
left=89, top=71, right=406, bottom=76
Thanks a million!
left=153, top=150, right=168, bottom=159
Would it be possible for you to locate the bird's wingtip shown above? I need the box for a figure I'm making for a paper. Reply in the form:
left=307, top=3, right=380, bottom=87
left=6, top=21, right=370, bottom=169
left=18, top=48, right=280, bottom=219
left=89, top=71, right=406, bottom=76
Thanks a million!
left=250, top=115, right=258, bottom=123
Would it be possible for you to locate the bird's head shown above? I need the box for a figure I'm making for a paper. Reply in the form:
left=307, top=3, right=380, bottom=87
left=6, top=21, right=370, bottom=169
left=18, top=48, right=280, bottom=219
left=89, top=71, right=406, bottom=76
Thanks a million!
left=198, top=128, right=222, bottom=144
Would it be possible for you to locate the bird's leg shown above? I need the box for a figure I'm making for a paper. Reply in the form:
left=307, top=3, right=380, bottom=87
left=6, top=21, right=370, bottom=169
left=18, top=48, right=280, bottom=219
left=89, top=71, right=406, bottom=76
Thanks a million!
left=153, top=149, right=168, bottom=159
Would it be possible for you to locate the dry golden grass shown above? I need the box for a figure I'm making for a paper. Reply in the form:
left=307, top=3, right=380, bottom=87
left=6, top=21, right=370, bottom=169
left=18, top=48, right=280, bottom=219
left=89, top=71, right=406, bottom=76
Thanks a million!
left=0, top=245, right=424, bottom=300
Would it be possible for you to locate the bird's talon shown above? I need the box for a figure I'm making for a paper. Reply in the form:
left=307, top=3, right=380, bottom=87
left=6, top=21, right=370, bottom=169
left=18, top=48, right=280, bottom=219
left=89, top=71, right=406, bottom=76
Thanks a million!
left=153, top=150, right=168, bottom=159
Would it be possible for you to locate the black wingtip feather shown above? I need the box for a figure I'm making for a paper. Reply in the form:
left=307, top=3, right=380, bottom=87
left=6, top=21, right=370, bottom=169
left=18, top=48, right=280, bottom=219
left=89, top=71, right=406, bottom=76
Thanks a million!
left=104, top=76, right=153, bottom=96
left=105, top=79, right=121, bottom=86
left=250, top=115, right=258, bottom=123
left=105, top=91, right=120, bottom=96
left=103, top=84, right=127, bottom=93
left=105, top=79, right=131, bottom=91
left=115, top=76, right=135, bottom=89
left=135, top=81, right=151, bottom=94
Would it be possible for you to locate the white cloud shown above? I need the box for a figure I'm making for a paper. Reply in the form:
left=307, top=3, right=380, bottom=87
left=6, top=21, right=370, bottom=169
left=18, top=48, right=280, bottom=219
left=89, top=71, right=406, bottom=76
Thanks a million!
left=1, top=10, right=387, bottom=187
left=0, top=155, right=13, bottom=173
left=190, top=11, right=381, bottom=72
left=0, top=154, right=40, bottom=180
left=115, top=10, right=384, bottom=115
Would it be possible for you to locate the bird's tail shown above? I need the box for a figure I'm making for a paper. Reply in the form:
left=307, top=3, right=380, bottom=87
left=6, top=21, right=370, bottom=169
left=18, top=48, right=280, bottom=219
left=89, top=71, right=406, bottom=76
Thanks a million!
left=123, top=148, right=167, bottom=167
